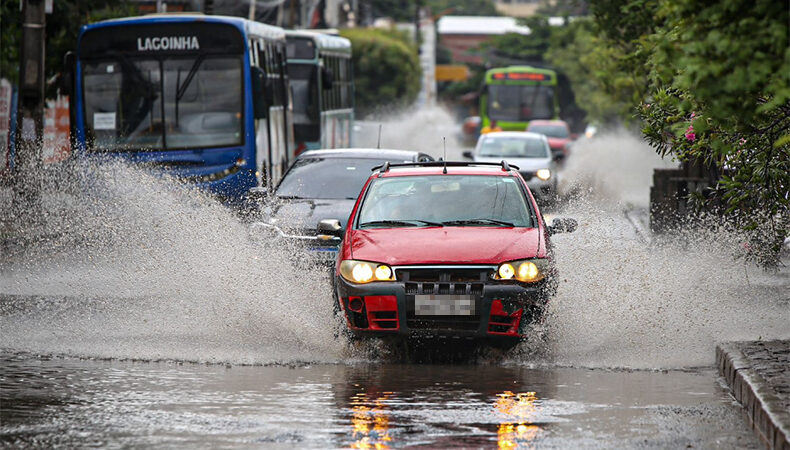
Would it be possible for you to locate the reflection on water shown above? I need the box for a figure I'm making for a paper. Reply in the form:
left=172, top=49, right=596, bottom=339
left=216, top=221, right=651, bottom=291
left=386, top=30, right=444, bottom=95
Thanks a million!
left=495, top=391, right=541, bottom=449
left=349, top=392, right=394, bottom=449
left=0, top=354, right=759, bottom=448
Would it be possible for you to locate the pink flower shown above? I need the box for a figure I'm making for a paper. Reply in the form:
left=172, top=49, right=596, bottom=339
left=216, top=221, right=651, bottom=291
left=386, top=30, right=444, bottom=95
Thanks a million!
left=685, top=124, right=695, bottom=142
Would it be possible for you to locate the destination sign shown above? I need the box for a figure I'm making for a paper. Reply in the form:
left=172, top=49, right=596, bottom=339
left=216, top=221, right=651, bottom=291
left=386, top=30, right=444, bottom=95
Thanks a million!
left=493, top=72, right=550, bottom=81
left=137, top=36, right=200, bottom=51
left=80, top=22, right=244, bottom=57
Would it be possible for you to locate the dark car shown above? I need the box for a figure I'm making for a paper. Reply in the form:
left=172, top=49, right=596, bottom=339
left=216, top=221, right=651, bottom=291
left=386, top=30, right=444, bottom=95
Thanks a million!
left=320, top=161, right=576, bottom=348
left=250, top=148, right=433, bottom=260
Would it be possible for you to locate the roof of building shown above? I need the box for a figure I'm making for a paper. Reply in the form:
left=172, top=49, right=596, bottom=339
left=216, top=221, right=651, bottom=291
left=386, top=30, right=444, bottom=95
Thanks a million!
left=436, top=16, right=531, bottom=36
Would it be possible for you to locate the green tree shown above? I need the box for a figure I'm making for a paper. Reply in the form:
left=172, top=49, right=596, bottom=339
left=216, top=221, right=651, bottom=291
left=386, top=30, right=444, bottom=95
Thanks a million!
left=340, top=28, right=422, bottom=117
left=639, top=0, right=789, bottom=266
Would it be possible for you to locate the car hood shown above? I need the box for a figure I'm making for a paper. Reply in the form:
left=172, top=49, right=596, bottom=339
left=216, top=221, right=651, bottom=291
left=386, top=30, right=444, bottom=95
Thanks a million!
left=473, top=156, right=552, bottom=171
left=349, top=227, right=543, bottom=265
left=265, top=198, right=356, bottom=232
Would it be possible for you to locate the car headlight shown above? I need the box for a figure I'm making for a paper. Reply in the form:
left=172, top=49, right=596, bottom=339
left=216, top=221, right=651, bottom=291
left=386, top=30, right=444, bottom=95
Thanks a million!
left=536, top=169, right=551, bottom=181
left=339, top=260, right=396, bottom=284
left=495, top=258, right=549, bottom=283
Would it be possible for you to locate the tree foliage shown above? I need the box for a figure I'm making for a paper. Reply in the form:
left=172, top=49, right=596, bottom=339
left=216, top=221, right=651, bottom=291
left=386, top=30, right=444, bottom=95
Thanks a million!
left=638, top=0, right=789, bottom=266
left=340, top=28, right=422, bottom=117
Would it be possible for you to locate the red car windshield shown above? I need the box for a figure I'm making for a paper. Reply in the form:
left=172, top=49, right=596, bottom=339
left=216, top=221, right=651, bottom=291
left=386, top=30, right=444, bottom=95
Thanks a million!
left=356, top=175, right=535, bottom=228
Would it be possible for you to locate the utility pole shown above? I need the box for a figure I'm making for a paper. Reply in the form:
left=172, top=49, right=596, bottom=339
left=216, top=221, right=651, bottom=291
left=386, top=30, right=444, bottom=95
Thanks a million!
left=249, top=0, right=256, bottom=20
left=414, top=0, right=422, bottom=50
left=13, top=0, right=46, bottom=225
left=289, top=0, right=297, bottom=28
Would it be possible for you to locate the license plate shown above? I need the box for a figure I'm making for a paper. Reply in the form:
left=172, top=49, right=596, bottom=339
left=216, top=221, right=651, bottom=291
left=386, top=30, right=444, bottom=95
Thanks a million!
left=414, top=295, right=476, bottom=316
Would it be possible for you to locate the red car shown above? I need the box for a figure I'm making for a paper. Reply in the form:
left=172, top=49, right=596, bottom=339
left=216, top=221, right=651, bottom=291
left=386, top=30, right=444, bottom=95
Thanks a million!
left=526, top=120, right=575, bottom=159
left=319, top=161, right=577, bottom=348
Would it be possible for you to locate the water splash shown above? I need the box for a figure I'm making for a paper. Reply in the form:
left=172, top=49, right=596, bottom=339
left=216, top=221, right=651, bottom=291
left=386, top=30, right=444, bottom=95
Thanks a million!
left=535, top=130, right=789, bottom=369
left=0, top=161, right=346, bottom=364
left=1, top=123, right=787, bottom=369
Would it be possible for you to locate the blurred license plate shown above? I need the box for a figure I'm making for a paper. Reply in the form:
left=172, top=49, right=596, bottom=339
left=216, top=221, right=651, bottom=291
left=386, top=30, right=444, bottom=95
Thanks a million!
left=414, top=295, right=475, bottom=316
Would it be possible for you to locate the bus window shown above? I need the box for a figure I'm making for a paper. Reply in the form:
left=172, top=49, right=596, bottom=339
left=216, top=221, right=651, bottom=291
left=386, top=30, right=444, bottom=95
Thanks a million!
left=163, top=56, right=243, bottom=149
left=83, top=59, right=163, bottom=150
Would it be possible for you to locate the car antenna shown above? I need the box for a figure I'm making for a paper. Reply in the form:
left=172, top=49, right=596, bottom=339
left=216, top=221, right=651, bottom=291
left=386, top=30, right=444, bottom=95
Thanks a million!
left=377, top=124, right=382, bottom=149
left=442, top=137, right=448, bottom=174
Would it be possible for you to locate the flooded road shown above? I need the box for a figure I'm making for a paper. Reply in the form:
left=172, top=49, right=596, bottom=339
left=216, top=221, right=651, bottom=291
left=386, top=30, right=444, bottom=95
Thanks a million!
left=1, top=110, right=788, bottom=447
left=1, top=353, right=759, bottom=448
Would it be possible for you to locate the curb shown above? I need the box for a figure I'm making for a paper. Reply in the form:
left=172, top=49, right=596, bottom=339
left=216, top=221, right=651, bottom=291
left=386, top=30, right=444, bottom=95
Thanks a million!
left=717, top=342, right=790, bottom=449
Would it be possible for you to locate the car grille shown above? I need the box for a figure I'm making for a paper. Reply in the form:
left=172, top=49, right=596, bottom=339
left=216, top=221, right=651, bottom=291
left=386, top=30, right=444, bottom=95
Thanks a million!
left=398, top=267, right=488, bottom=296
left=397, top=266, right=492, bottom=332
left=407, top=316, right=480, bottom=331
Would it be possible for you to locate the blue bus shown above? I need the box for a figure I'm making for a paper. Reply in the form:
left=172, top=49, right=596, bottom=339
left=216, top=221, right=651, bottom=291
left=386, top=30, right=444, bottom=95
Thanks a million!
left=285, top=31, right=353, bottom=153
left=69, top=14, right=295, bottom=201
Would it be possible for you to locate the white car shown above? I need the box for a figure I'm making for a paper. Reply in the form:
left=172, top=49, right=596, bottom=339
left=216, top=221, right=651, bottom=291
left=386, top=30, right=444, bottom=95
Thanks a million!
left=464, top=131, right=559, bottom=202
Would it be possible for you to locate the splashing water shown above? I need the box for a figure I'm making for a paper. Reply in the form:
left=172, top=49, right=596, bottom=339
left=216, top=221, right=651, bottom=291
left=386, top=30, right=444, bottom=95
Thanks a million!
left=536, top=130, right=789, bottom=369
left=1, top=161, right=346, bottom=364
left=1, top=119, right=787, bottom=369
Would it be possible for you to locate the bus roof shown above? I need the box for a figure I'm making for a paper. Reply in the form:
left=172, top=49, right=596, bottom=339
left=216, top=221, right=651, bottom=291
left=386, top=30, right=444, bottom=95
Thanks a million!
left=82, top=14, right=286, bottom=41
left=285, top=30, right=351, bottom=53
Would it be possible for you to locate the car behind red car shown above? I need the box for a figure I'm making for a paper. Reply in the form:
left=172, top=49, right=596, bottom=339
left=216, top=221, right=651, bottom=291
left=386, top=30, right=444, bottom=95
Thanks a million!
left=526, top=120, right=575, bottom=160
left=319, top=161, right=576, bottom=348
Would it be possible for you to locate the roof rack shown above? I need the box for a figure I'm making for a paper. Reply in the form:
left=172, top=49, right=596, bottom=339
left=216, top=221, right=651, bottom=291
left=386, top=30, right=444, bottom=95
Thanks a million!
left=372, top=161, right=520, bottom=173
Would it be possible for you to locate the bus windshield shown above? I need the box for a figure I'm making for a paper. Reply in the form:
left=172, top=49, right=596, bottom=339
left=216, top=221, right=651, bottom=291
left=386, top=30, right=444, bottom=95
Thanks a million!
left=487, top=85, right=554, bottom=122
left=83, top=55, right=243, bottom=151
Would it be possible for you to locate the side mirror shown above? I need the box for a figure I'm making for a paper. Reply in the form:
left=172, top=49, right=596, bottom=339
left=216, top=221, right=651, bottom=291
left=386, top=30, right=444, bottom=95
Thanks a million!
left=321, top=66, right=334, bottom=90
left=462, top=151, right=473, bottom=159
left=251, top=66, right=267, bottom=119
left=317, top=218, right=343, bottom=238
left=549, top=217, right=577, bottom=235
left=570, top=133, right=579, bottom=140
left=248, top=186, right=270, bottom=204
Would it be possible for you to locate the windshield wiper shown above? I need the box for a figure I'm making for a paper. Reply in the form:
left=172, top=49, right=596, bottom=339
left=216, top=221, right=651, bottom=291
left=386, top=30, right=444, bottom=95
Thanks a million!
left=176, top=55, right=206, bottom=102
left=442, top=218, right=515, bottom=227
left=359, top=219, right=444, bottom=229
left=174, top=55, right=206, bottom=126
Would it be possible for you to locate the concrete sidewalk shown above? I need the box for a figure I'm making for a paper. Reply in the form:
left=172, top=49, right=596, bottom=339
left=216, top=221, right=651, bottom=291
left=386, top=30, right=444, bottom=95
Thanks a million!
left=718, top=340, right=790, bottom=449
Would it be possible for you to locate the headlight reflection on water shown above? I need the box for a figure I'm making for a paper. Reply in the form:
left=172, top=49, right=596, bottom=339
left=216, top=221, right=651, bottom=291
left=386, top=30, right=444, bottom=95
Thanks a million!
left=350, top=392, right=394, bottom=449
left=495, top=391, right=542, bottom=449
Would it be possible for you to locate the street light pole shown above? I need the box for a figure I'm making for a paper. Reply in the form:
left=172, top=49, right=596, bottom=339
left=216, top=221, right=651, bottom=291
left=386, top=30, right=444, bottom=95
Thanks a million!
left=13, top=0, right=46, bottom=225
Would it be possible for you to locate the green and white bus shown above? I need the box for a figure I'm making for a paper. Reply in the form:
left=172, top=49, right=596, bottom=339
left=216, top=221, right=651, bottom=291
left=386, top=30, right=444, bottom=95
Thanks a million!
left=480, top=66, right=559, bottom=132
left=285, top=31, right=353, bottom=153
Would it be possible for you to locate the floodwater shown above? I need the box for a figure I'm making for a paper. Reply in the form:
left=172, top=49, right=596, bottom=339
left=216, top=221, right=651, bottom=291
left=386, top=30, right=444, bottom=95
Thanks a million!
left=0, top=353, right=760, bottom=448
left=1, top=107, right=788, bottom=447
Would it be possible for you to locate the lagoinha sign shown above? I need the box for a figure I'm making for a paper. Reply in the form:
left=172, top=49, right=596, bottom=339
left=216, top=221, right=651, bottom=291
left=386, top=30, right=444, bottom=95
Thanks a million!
left=137, top=36, right=200, bottom=51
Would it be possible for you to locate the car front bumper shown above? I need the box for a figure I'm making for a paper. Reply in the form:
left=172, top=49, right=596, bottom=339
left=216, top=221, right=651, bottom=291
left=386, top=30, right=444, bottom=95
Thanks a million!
left=335, top=268, right=555, bottom=342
